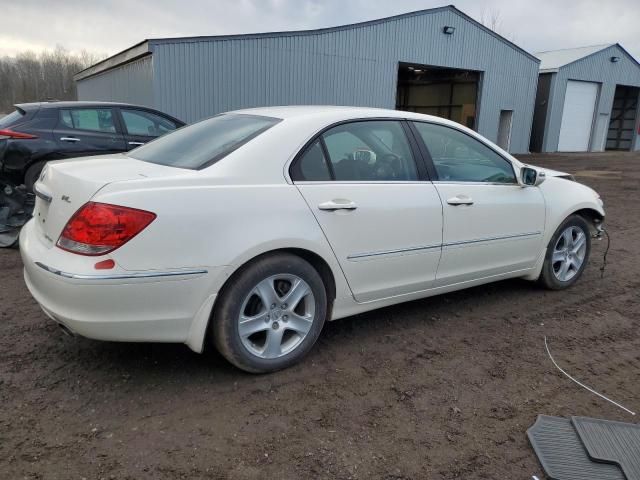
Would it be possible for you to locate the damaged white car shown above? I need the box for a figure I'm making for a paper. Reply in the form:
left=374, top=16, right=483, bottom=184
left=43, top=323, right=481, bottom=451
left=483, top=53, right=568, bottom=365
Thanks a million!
left=20, top=106, right=605, bottom=372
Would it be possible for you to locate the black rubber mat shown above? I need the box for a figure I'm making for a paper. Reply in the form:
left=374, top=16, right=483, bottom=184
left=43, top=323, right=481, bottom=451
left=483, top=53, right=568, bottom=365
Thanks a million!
left=527, top=415, right=625, bottom=480
left=573, top=416, right=640, bottom=480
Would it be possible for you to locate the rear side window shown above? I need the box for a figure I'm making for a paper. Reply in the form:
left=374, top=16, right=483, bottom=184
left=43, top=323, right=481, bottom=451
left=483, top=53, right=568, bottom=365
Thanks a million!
left=60, top=108, right=116, bottom=133
left=0, top=109, right=26, bottom=128
left=291, top=120, right=419, bottom=182
left=129, top=114, right=281, bottom=170
left=121, top=109, right=178, bottom=137
left=293, top=140, right=332, bottom=181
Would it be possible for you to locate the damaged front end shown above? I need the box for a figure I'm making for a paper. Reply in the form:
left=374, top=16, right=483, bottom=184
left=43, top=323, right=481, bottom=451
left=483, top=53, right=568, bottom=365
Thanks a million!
left=0, top=176, right=34, bottom=247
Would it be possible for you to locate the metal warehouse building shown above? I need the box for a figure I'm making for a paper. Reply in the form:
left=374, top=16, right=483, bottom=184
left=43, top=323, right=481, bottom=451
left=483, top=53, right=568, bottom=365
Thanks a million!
left=530, top=44, right=640, bottom=152
left=75, top=6, right=540, bottom=153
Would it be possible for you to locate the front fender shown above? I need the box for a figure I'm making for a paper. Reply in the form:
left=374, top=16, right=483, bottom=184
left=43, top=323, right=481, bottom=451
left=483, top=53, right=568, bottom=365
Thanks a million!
left=521, top=177, right=604, bottom=282
left=539, top=177, right=604, bottom=247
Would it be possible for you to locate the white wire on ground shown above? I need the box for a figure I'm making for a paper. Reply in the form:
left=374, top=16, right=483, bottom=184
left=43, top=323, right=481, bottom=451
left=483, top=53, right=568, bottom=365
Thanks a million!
left=544, top=336, right=636, bottom=416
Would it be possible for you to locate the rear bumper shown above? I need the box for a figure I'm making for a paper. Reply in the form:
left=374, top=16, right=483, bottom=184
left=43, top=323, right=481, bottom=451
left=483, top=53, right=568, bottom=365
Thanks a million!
left=19, top=220, right=223, bottom=351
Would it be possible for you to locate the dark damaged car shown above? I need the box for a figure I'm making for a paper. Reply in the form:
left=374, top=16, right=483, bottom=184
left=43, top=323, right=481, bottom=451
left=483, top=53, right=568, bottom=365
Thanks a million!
left=0, top=101, right=185, bottom=247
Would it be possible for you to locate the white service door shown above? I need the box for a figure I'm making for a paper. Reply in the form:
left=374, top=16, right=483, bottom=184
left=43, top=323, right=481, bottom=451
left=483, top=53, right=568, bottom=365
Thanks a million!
left=558, top=80, right=599, bottom=152
left=497, top=110, right=513, bottom=151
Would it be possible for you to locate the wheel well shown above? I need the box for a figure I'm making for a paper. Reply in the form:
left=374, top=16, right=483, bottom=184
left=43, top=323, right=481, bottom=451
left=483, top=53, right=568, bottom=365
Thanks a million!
left=573, top=208, right=604, bottom=232
left=219, top=248, right=337, bottom=304
left=203, top=247, right=337, bottom=352
left=280, top=248, right=337, bottom=303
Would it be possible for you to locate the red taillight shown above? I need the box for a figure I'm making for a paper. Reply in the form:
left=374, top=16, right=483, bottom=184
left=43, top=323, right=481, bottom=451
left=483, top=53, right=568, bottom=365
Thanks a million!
left=0, top=128, right=38, bottom=139
left=57, top=202, right=156, bottom=256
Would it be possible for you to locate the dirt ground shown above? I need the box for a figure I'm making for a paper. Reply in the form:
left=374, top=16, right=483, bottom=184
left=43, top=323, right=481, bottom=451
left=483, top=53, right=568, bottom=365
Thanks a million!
left=1, top=151, right=639, bottom=479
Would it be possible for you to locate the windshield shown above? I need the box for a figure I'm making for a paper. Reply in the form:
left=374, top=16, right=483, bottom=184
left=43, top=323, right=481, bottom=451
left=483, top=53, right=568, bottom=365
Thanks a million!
left=0, top=109, right=25, bottom=128
left=129, top=113, right=281, bottom=170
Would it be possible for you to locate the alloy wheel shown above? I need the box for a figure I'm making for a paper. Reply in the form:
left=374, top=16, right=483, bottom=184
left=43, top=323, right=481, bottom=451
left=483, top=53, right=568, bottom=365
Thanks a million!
left=238, top=274, right=316, bottom=359
left=552, top=225, right=587, bottom=282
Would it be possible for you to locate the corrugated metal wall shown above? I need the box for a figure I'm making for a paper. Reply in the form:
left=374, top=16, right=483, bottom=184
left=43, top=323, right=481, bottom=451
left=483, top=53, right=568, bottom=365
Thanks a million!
left=78, top=8, right=540, bottom=153
left=77, top=55, right=154, bottom=108
left=540, top=45, right=640, bottom=152
left=152, top=9, right=539, bottom=153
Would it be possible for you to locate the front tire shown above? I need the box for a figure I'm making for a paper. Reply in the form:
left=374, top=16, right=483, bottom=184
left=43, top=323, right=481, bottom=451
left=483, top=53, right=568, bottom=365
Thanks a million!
left=539, top=214, right=591, bottom=290
left=211, top=253, right=327, bottom=373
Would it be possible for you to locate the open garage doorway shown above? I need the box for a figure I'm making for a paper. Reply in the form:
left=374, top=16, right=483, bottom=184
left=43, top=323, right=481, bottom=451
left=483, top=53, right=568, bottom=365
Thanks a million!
left=395, top=63, right=480, bottom=129
left=606, top=85, right=639, bottom=151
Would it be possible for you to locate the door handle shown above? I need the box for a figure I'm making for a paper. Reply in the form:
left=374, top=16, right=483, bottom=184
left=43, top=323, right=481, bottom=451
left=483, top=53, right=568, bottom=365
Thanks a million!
left=447, top=195, right=474, bottom=206
left=318, top=199, right=358, bottom=211
left=60, top=137, right=80, bottom=142
left=128, top=141, right=144, bottom=146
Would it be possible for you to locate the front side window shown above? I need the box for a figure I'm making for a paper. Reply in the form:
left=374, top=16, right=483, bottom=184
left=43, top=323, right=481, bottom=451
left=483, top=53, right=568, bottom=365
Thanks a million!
left=60, top=108, right=116, bottom=133
left=292, top=120, right=419, bottom=182
left=412, top=122, right=516, bottom=183
left=121, top=109, right=178, bottom=137
left=129, top=113, right=280, bottom=170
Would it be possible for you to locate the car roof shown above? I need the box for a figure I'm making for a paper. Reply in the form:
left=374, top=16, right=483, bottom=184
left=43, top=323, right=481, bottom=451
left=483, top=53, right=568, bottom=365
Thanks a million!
left=232, top=105, right=414, bottom=119
left=231, top=105, right=471, bottom=128
left=16, top=101, right=161, bottom=110
left=13, top=101, right=185, bottom=124
left=228, top=105, right=523, bottom=167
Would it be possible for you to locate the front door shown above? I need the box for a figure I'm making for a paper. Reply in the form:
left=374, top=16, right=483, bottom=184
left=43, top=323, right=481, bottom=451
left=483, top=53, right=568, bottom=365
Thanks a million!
left=290, top=120, right=443, bottom=303
left=410, top=121, right=545, bottom=285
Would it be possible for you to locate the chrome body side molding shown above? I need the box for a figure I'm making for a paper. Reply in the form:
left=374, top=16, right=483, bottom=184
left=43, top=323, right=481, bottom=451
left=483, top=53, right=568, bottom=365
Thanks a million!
left=35, top=262, right=208, bottom=280
left=347, top=231, right=542, bottom=260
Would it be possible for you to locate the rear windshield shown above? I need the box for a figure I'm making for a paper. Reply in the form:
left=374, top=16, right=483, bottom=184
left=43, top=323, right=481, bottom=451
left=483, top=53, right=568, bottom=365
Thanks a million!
left=0, top=109, right=25, bottom=128
left=129, top=113, right=281, bottom=170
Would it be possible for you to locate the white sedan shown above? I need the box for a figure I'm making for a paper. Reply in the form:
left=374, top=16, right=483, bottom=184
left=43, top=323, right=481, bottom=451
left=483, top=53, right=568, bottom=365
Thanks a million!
left=20, top=106, right=604, bottom=372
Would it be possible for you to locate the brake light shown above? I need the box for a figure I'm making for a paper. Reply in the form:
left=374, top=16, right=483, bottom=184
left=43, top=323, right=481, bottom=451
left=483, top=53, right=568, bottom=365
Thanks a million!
left=57, top=202, right=156, bottom=256
left=0, top=128, right=38, bottom=139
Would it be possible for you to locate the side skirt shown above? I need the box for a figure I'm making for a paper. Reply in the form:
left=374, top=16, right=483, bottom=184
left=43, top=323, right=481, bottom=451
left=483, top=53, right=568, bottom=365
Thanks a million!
left=330, top=267, right=537, bottom=321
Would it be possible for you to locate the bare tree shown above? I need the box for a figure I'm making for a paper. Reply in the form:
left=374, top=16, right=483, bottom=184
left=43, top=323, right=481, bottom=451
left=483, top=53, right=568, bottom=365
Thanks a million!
left=0, top=47, right=106, bottom=114
left=479, top=8, right=516, bottom=43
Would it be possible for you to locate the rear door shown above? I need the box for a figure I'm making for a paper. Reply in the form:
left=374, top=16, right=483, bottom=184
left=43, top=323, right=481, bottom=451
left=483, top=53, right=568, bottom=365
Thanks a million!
left=410, top=121, right=545, bottom=285
left=55, top=107, right=126, bottom=158
left=291, top=119, right=443, bottom=303
left=118, top=108, right=181, bottom=150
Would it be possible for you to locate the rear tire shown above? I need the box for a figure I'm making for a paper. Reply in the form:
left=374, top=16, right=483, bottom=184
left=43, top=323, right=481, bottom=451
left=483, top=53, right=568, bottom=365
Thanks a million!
left=539, top=215, right=591, bottom=290
left=24, top=161, right=46, bottom=192
left=211, top=253, right=327, bottom=373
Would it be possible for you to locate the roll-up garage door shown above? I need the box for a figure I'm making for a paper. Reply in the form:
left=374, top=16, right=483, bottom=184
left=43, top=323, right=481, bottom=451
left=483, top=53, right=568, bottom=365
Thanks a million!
left=558, top=80, right=599, bottom=152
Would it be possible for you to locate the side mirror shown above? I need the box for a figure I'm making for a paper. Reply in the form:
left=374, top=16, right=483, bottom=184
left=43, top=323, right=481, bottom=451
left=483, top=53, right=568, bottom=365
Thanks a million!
left=521, top=166, right=546, bottom=187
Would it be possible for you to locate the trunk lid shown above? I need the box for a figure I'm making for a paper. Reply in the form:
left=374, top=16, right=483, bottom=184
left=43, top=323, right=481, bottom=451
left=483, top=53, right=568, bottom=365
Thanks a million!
left=32, top=154, right=185, bottom=247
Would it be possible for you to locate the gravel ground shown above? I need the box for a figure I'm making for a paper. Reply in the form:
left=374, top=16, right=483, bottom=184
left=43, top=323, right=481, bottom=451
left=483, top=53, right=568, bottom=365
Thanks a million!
left=1, top=152, right=639, bottom=479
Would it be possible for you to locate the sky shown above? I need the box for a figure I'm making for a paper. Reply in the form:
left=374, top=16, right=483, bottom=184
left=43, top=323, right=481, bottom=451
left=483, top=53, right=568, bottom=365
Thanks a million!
left=2, top=0, right=639, bottom=61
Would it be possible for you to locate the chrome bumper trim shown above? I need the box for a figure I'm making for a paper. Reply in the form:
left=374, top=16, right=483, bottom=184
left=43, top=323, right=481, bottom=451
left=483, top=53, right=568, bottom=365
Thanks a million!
left=35, top=262, right=207, bottom=280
